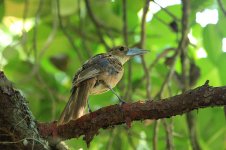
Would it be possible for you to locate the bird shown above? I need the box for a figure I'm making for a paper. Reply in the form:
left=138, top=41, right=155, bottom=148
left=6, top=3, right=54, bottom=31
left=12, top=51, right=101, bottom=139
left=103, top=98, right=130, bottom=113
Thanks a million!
left=57, top=46, right=148, bottom=125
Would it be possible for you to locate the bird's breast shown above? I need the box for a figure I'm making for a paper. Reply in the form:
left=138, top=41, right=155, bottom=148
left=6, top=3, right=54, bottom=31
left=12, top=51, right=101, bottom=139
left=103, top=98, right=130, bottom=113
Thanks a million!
left=90, top=69, right=124, bottom=95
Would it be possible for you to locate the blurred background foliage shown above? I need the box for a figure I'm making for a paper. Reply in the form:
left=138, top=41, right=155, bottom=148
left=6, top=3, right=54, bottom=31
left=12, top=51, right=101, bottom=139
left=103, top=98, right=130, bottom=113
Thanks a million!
left=0, top=0, right=226, bottom=149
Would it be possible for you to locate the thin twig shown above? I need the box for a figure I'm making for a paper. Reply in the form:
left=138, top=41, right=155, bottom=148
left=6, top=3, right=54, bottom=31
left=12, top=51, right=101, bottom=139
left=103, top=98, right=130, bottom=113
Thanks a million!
left=180, top=0, right=190, bottom=90
left=164, top=83, right=174, bottom=150
left=153, top=0, right=180, bottom=22
left=217, top=0, right=226, bottom=16
left=37, top=74, right=56, bottom=120
left=133, top=47, right=175, bottom=91
left=152, top=1, right=191, bottom=148
left=186, top=113, right=201, bottom=150
left=140, top=0, right=150, bottom=47
left=122, top=0, right=128, bottom=46
left=127, top=131, right=136, bottom=150
left=179, top=0, right=201, bottom=150
left=78, top=0, right=92, bottom=58
left=122, top=0, right=132, bottom=100
left=140, top=0, right=151, bottom=100
left=153, top=120, right=159, bottom=150
left=21, top=0, right=43, bottom=83
left=56, top=0, right=83, bottom=62
left=153, top=14, right=169, bottom=26
left=155, top=0, right=191, bottom=98
left=84, top=0, right=110, bottom=50
left=149, top=48, right=176, bottom=70
left=155, top=50, right=179, bottom=99
left=32, top=0, right=43, bottom=60
left=38, top=0, right=58, bottom=60
left=141, top=57, right=151, bottom=99
left=21, top=0, right=29, bottom=55
left=106, top=129, right=116, bottom=150
left=162, top=119, right=174, bottom=150
left=125, top=62, right=132, bottom=100
left=0, top=137, right=47, bottom=148
left=153, top=14, right=180, bottom=33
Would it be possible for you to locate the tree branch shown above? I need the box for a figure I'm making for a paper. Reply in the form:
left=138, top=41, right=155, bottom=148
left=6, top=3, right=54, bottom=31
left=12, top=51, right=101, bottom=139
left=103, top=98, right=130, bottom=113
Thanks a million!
left=38, top=81, right=226, bottom=146
left=217, top=0, right=226, bottom=16
left=0, top=71, right=48, bottom=149
left=139, top=0, right=151, bottom=100
left=1, top=71, right=226, bottom=148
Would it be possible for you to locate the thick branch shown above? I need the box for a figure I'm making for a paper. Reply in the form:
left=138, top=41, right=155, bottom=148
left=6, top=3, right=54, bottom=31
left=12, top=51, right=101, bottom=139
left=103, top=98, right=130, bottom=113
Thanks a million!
left=1, top=71, right=226, bottom=148
left=0, top=72, right=48, bottom=149
left=38, top=81, right=226, bottom=146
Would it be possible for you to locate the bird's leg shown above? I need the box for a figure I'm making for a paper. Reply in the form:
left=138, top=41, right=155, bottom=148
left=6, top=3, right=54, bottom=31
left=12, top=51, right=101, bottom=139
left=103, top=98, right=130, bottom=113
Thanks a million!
left=87, top=98, right=92, bottom=113
left=101, top=81, right=126, bottom=104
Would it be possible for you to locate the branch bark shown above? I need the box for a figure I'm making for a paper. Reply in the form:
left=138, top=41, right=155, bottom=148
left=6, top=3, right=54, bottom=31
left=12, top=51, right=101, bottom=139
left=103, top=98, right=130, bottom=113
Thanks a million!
left=1, top=71, right=226, bottom=148
left=38, top=81, right=226, bottom=146
left=0, top=71, right=48, bottom=149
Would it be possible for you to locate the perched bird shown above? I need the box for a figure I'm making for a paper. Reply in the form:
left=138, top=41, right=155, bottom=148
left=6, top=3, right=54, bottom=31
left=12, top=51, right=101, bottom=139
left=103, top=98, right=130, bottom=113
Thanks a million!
left=58, top=46, right=148, bottom=125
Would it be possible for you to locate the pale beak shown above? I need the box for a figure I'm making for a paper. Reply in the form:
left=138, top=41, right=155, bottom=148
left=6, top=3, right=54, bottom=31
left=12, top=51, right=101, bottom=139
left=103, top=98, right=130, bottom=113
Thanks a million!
left=126, top=48, right=149, bottom=56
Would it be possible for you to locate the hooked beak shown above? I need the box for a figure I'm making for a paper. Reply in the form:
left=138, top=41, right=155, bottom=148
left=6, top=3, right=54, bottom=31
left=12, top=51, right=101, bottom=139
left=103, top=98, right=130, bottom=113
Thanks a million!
left=126, top=48, right=149, bottom=56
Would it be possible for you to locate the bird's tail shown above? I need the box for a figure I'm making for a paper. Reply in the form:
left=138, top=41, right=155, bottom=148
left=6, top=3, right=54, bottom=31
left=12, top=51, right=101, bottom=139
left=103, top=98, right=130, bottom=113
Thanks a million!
left=57, top=78, right=96, bottom=125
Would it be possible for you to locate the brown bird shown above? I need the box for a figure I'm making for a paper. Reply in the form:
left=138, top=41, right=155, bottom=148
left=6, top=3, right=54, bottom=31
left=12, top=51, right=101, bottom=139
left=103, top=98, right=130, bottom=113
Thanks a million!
left=58, top=46, right=148, bottom=125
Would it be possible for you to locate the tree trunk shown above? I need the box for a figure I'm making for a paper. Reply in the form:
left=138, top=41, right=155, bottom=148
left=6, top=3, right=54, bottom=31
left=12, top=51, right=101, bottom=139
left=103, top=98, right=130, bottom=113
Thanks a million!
left=0, top=71, right=48, bottom=150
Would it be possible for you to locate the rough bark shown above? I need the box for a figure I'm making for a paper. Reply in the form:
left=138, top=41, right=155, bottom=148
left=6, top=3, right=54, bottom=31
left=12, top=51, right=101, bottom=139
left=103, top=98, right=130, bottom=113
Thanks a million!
left=0, top=71, right=48, bottom=149
left=1, top=71, right=226, bottom=148
left=39, top=81, right=226, bottom=146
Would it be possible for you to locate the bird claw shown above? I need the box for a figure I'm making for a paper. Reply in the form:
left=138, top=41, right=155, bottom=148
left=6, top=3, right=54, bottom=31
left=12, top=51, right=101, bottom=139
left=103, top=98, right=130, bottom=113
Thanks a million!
left=88, top=100, right=92, bottom=113
left=119, top=98, right=127, bottom=105
left=88, top=107, right=92, bottom=113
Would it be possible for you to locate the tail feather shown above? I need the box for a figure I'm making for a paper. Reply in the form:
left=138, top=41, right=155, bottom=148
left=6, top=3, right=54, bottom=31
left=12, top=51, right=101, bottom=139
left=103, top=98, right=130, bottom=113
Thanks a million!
left=57, top=78, right=96, bottom=125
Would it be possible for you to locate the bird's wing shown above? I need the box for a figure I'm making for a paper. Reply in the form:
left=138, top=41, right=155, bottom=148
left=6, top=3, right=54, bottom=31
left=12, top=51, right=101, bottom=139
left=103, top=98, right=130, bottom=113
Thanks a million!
left=73, top=67, right=100, bottom=86
left=72, top=54, right=110, bottom=86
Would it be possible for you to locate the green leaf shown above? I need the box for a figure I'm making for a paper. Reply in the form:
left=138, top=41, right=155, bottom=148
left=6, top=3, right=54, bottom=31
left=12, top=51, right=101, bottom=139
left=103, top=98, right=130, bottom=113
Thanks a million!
left=190, top=0, right=214, bottom=25
left=217, top=54, right=226, bottom=85
left=4, top=0, right=51, bottom=18
left=191, top=0, right=214, bottom=11
left=0, top=0, right=4, bottom=21
left=59, top=0, right=78, bottom=16
left=202, top=25, right=223, bottom=64
left=217, top=11, right=226, bottom=37
left=90, top=0, right=123, bottom=31
left=196, top=58, right=221, bottom=86
left=2, top=46, right=19, bottom=61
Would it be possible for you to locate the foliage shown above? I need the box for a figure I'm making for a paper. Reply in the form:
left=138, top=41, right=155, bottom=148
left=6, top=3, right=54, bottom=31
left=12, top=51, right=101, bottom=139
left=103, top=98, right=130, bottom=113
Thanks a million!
left=0, top=0, right=226, bottom=149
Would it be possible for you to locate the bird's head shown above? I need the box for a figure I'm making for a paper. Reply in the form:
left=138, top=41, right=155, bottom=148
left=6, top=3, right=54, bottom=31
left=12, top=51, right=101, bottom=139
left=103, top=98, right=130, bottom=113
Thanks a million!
left=109, top=46, right=148, bottom=64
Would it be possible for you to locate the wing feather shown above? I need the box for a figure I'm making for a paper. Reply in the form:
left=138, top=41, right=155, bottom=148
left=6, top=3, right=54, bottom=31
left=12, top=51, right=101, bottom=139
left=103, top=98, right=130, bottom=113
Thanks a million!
left=73, top=67, right=100, bottom=86
left=72, top=54, right=109, bottom=86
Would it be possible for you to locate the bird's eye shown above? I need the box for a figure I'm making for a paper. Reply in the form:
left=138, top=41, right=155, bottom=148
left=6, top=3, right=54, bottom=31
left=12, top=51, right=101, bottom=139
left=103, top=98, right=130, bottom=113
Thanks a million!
left=119, top=46, right=124, bottom=51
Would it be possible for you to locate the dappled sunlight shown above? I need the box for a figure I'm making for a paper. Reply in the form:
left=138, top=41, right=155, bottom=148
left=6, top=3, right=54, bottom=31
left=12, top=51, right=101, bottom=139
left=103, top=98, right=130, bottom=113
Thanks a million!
left=196, top=9, right=218, bottom=27
left=197, top=47, right=207, bottom=58
left=3, top=16, right=34, bottom=35
left=222, top=38, right=226, bottom=52
left=138, top=0, right=181, bottom=22
left=0, top=29, right=12, bottom=46
left=0, top=0, right=225, bottom=149
left=154, top=0, right=181, bottom=8
left=188, top=30, right=198, bottom=45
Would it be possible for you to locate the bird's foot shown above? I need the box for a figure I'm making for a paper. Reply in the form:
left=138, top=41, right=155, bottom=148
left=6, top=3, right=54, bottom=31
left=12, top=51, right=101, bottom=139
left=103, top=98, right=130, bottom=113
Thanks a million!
left=118, top=98, right=127, bottom=105
left=88, top=100, right=92, bottom=113
left=88, top=107, right=92, bottom=113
